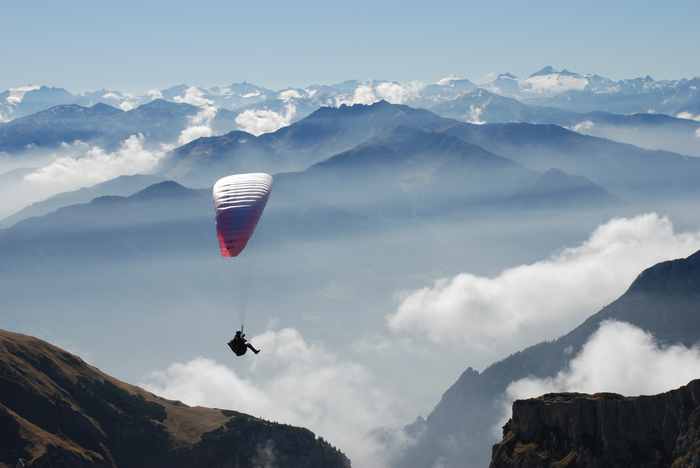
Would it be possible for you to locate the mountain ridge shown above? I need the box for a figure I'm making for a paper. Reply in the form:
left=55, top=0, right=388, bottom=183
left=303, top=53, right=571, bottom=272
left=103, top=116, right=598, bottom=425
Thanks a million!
left=0, top=328, right=350, bottom=468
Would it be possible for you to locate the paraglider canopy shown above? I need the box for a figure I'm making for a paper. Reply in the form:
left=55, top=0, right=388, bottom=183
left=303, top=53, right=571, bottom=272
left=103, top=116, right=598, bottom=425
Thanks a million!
left=212, top=173, right=273, bottom=257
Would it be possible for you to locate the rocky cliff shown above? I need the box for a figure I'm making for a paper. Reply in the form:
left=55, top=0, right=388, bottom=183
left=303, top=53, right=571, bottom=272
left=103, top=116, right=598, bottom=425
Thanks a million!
left=491, top=379, right=700, bottom=468
left=0, top=329, right=350, bottom=468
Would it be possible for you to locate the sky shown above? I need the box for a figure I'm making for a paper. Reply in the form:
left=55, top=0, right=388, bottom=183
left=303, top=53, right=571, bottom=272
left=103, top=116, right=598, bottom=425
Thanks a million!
left=3, top=0, right=699, bottom=92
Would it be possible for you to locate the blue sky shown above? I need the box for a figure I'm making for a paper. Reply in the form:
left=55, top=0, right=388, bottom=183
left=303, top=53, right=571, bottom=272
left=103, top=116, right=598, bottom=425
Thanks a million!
left=3, top=0, right=699, bottom=92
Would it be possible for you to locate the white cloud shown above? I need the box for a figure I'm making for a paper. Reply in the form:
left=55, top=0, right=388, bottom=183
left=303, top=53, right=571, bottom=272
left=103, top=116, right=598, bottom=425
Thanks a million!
left=173, top=86, right=212, bottom=107
left=143, top=328, right=405, bottom=468
left=387, top=214, right=700, bottom=364
left=676, top=111, right=700, bottom=122
left=173, top=86, right=219, bottom=145
left=573, top=120, right=595, bottom=133
left=278, top=89, right=303, bottom=101
left=178, top=105, right=218, bottom=145
left=235, top=103, right=297, bottom=136
left=521, top=74, right=587, bottom=96
left=335, top=81, right=424, bottom=106
left=24, top=134, right=164, bottom=192
left=696, top=128, right=700, bottom=139
left=466, top=105, right=485, bottom=124
left=146, top=89, right=163, bottom=100
left=336, top=84, right=378, bottom=106
left=119, top=100, right=137, bottom=111
left=501, top=320, right=700, bottom=430
left=437, top=75, right=465, bottom=86
left=375, top=81, right=423, bottom=103
left=6, top=84, right=40, bottom=105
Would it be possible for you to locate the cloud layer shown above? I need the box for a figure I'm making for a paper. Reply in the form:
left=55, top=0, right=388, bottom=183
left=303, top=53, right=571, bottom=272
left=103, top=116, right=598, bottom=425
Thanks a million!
left=387, top=214, right=700, bottom=363
left=235, top=103, right=297, bottom=136
left=24, top=135, right=164, bottom=191
left=501, top=320, right=700, bottom=429
left=335, top=81, right=424, bottom=106
left=174, top=86, right=218, bottom=145
left=143, top=328, right=404, bottom=468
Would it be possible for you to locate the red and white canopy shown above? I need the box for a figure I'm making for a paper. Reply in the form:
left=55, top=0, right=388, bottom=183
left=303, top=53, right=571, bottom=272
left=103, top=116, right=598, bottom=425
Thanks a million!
left=212, top=173, right=273, bottom=257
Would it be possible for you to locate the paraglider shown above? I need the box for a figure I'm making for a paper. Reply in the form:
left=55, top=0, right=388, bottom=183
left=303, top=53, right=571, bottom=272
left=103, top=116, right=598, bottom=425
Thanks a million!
left=213, top=173, right=273, bottom=357
left=227, top=329, right=261, bottom=356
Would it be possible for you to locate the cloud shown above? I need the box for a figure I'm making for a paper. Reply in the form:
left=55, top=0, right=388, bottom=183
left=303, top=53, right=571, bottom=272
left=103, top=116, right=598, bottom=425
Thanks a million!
left=143, top=328, right=405, bottom=468
left=6, top=84, right=40, bottom=105
left=521, top=74, right=587, bottom=96
left=173, top=86, right=219, bottom=145
left=235, top=103, right=297, bottom=136
left=387, top=214, right=700, bottom=364
left=335, top=81, right=424, bottom=106
left=178, top=105, right=218, bottom=145
left=501, top=320, right=700, bottom=430
left=278, top=89, right=303, bottom=101
left=119, top=100, right=137, bottom=111
left=573, top=120, right=595, bottom=133
left=436, top=75, right=465, bottom=86
left=173, top=86, right=212, bottom=107
left=146, top=89, right=163, bottom=100
left=24, top=135, right=165, bottom=192
left=696, top=128, right=700, bottom=139
left=676, top=111, right=700, bottom=122
left=467, top=105, right=485, bottom=124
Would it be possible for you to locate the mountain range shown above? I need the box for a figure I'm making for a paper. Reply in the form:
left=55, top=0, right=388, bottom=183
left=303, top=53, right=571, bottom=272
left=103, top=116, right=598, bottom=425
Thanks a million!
left=162, top=101, right=700, bottom=201
left=0, top=99, right=239, bottom=154
left=4, top=99, right=700, bottom=226
left=2, top=67, right=698, bottom=132
left=429, top=88, right=700, bottom=156
left=393, top=249, right=700, bottom=468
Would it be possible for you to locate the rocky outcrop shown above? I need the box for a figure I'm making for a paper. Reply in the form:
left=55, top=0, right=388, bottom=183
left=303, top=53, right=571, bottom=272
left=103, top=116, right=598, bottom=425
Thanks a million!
left=0, top=329, right=350, bottom=468
left=491, top=379, right=700, bottom=467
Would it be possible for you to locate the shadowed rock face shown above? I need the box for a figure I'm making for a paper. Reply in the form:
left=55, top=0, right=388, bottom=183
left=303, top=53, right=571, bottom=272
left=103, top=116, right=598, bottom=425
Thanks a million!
left=0, top=330, right=350, bottom=468
left=490, top=379, right=700, bottom=468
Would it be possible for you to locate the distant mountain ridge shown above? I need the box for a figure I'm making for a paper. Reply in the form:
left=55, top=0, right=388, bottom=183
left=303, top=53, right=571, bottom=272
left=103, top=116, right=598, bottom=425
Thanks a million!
left=161, top=100, right=700, bottom=199
left=0, top=329, right=350, bottom=468
left=2, top=68, right=698, bottom=127
left=0, top=174, right=165, bottom=228
left=428, top=88, right=700, bottom=156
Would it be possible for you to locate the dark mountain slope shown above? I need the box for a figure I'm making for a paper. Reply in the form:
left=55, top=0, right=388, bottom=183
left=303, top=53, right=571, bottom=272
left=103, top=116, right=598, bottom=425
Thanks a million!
left=260, top=100, right=454, bottom=166
left=429, top=89, right=700, bottom=157
left=0, top=329, right=349, bottom=468
left=491, top=380, right=700, bottom=468
left=506, top=168, right=614, bottom=209
left=0, top=104, right=125, bottom=152
left=396, top=250, right=700, bottom=468
left=0, top=100, right=212, bottom=153
left=162, top=101, right=456, bottom=185
left=160, top=130, right=279, bottom=187
left=274, top=126, right=536, bottom=215
left=443, top=121, right=700, bottom=197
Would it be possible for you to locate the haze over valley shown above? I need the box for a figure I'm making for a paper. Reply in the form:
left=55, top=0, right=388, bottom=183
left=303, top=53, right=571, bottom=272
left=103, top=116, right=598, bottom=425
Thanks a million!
left=3, top=2, right=700, bottom=466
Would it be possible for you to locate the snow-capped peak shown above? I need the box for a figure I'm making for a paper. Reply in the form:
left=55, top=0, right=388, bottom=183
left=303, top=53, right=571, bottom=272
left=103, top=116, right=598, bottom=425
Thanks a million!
left=6, top=85, right=41, bottom=105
